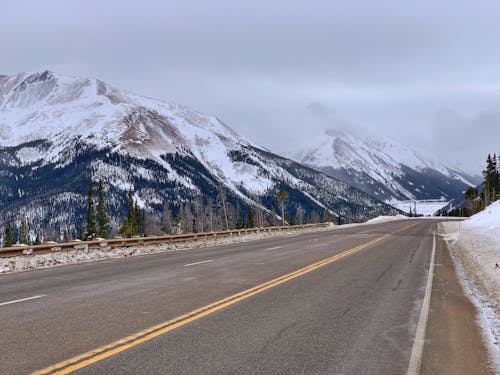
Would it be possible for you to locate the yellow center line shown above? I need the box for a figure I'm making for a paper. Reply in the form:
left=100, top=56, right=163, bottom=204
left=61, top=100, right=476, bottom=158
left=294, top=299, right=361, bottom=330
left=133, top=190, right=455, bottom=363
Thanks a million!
left=32, top=223, right=417, bottom=375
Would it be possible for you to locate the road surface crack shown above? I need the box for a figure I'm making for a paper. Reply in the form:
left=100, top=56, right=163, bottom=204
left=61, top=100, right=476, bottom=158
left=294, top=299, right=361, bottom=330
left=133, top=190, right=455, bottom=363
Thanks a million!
left=376, top=264, right=392, bottom=282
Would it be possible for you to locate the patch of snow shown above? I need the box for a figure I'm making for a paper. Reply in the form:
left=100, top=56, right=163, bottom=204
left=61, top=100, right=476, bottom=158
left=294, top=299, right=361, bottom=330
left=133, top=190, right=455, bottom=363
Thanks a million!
left=15, top=145, right=45, bottom=164
left=91, top=161, right=134, bottom=191
left=365, top=214, right=409, bottom=224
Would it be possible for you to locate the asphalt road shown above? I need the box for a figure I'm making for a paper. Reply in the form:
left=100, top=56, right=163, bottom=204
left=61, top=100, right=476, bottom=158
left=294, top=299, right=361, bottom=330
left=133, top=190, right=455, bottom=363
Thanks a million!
left=0, top=220, right=492, bottom=374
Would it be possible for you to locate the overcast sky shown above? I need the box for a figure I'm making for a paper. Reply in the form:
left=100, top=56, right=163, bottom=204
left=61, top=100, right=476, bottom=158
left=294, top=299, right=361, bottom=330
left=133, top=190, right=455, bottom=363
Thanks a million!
left=1, top=0, right=499, bottom=174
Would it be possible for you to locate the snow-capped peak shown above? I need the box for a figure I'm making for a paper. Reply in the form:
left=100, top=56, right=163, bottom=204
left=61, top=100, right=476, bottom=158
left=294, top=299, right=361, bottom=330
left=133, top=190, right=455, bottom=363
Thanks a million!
left=0, top=70, right=278, bottom=195
left=294, top=129, right=474, bottom=182
left=0, top=70, right=248, bottom=150
left=288, top=129, right=476, bottom=202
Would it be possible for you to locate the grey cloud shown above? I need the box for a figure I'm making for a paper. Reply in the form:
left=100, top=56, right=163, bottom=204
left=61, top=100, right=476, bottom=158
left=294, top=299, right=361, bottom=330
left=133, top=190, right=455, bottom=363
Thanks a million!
left=1, top=0, right=499, bottom=174
left=425, top=109, right=500, bottom=172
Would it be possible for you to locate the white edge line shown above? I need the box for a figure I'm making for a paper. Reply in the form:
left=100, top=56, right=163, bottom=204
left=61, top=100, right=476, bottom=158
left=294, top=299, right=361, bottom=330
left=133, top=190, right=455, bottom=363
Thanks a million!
left=0, top=294, right=47, bottom=307
left=184, top=259, right=214, bottom=267
left=265, top=246, right=283, bottom=251
left=407, top=230, right=436, bottom=375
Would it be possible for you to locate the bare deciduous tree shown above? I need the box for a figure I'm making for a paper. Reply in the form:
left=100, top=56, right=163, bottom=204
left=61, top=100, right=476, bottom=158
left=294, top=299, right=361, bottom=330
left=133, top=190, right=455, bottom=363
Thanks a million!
left=277, top=188, right=288, bottom=226
left=295, top=204, right=304, bottom=225
left=217, top=185, right=229, bottom=230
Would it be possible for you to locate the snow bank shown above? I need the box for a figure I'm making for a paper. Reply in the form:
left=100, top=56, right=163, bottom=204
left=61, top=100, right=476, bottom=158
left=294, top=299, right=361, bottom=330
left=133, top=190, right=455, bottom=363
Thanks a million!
left=440, top=201, right=500, bottom=368
left=365, top=214, right=409, bottom=224
left=0, top=225, right=331, bottom=274
left=462, top=200, right=500, bottom=233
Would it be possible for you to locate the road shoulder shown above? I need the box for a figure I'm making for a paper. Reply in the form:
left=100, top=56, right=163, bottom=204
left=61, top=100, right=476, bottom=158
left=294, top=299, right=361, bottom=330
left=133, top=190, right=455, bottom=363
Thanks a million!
left=421, top=234, right=495, bottom=374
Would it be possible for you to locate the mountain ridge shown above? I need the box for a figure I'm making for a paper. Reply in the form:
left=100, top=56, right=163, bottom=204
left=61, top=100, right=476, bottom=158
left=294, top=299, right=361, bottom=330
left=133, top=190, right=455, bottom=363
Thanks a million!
left=0, top=71, right=398, bottom=239
left=287, top=129, right=478, bottom=204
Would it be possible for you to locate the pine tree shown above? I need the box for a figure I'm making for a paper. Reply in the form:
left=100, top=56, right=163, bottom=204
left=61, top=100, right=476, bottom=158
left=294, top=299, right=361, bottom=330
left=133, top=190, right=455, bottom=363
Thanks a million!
left=464, top=186, right=479, bottom=215
left=19, top=219, right=28, bottom=245
left=236, top=215, right=244, bottom=229
left=96, top=180, right=109, bottom=238
left=482, top=153, right=500, bottom=205
left=492, top=153, right=498, bottom=201
left=120, top=189, right=136, bottom=238
left=496, top=153, right=500, bottom=200
left=85, top=183, right=96, bottom=240
left=324, top=209, right=333, bottom=223
left=127, top=190, right=135, bottom=237
left=4, top=226, right=14, bottom=247
left=119, top=218, right=129, bottom=237
left=246, top=207, right=255, bottom=228
left=134, top=201, right=141, bottom=236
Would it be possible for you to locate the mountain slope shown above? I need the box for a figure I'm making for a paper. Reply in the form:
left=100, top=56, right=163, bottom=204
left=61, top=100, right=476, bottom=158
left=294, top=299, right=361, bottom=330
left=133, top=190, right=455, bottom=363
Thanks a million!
left=0, top=71, right=397, bottom=239
left=288, top=130, right=478, bottom=205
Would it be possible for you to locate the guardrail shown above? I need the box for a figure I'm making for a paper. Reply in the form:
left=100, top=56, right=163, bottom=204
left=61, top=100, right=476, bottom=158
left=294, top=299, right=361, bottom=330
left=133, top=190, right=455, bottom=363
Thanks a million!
left=0, top=223, right=330, bottom=258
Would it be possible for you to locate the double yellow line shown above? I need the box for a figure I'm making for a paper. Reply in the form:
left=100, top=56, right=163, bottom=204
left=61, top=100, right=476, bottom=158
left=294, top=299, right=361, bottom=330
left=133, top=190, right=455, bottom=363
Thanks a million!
left=33, top=224, right=415, bottom=374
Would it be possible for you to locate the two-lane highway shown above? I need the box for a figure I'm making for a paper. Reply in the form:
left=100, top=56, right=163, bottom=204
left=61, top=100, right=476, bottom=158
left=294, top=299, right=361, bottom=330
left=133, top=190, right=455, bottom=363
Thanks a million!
left=0, top=220, right=492, bottom=374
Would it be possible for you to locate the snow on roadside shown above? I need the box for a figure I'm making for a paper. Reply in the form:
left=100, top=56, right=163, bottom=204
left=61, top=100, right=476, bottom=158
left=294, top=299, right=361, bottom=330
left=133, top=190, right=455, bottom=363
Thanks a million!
left=0, top=225, right=333, bottom=274
left=365, top=214, right=409, bottom=224
left=440, top=201, right=500, bottom=369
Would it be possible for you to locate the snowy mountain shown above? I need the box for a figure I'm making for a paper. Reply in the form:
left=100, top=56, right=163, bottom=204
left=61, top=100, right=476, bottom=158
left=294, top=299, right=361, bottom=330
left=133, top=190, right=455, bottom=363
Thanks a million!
left=288, top=129, right=479, bottom=207
left=0, top=71, right=397, bottom=238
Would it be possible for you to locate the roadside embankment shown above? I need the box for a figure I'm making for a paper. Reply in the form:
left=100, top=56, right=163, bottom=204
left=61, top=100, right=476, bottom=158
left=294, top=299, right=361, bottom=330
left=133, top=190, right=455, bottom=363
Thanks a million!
left=439, top=201, right=500, bottom=369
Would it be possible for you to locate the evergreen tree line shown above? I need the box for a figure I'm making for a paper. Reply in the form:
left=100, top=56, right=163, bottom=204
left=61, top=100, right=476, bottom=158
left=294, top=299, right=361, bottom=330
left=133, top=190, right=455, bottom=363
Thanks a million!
left=119, top=189, right=143, bottom=237
left=462, top=153, right=500, bottom=216
left=2, top=182, right=340, bottom=246
left=81, top=179, right=110, bottom=240
left=1, top=180, right=109, bottom=247
left=1, top=219, right=41, bottom=247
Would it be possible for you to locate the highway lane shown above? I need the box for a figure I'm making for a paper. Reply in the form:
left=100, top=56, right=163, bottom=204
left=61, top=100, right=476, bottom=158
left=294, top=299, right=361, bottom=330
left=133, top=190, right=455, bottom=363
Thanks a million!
left=1, top=221, right=396, bottom=374
left=0, top=219, right=487, bottom=374
left=73, top=221, right=433, bottom=375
